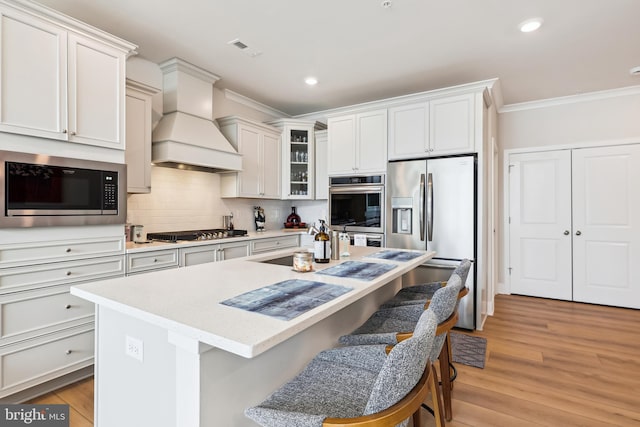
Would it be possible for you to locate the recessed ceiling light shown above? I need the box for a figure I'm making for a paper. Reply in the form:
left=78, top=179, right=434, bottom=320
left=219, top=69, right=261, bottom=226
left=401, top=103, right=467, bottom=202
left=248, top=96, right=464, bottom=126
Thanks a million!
left=630, top=66, right=640, bottom=76
left=519, top=18, right=543, bottom=33
left=304, top=77, right=318, bottom=86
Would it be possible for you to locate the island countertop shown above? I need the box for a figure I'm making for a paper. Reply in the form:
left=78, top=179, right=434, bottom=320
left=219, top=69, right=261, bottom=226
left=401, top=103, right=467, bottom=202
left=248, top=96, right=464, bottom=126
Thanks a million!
left=71, top=246, right=434, bottom=358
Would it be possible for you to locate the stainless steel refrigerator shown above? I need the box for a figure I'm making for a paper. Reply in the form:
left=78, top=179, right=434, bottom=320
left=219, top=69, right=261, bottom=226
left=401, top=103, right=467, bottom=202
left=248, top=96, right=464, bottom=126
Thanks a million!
left=386, top=155, right=476, bottom=329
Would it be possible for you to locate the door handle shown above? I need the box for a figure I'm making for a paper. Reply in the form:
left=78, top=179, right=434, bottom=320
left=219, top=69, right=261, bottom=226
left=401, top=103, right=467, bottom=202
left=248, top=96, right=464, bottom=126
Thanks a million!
left=575, top=230, right=582, bottom=236
left=564, top=230, right=570, bottom=235
left=419, top=174, right=425, bottom=241
left=427, top=173, right=434, bottom=242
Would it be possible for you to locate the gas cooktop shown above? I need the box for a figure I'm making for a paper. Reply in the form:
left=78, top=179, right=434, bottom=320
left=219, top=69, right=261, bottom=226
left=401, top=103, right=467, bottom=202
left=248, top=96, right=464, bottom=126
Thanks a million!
left=147, top=229, right=248, bottom=243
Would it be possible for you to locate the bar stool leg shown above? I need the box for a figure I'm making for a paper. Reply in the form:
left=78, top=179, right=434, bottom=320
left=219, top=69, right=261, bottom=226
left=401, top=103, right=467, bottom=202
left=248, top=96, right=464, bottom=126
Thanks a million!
left=439, top=335, right=453, bottom=421
left=429, top=364, right=445, bottom=427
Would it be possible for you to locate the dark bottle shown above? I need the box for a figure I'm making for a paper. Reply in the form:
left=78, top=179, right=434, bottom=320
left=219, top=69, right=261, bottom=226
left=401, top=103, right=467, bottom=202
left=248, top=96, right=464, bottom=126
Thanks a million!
left=314, top=220, right=331, bottom=263
left=287, top=207, right=301, bottom=226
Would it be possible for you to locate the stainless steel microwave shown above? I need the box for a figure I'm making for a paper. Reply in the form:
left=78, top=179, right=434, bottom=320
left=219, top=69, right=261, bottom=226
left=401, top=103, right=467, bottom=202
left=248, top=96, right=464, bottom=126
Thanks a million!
left=1, top=150, right=126, bottom=227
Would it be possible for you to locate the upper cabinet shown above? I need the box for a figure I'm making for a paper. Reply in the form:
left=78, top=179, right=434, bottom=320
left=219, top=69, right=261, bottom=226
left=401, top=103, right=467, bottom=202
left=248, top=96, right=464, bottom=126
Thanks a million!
left=125, top=80, right=160, bottom=193
left=327, top=109, right=387, bottom=176
left=314, top=130, right=328, bottom=200
left=218, top=116, right=282, bottom=199
left=0, top=2, right=135, bottom=149
left=388, top=93, right=475, bottom=160
left=267, top=119, right=327, bottom=200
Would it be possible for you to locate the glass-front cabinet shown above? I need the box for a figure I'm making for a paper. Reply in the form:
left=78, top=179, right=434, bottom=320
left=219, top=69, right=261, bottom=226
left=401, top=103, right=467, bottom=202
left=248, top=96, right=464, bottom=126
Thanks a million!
left=268, top=119, right=325, bottom=200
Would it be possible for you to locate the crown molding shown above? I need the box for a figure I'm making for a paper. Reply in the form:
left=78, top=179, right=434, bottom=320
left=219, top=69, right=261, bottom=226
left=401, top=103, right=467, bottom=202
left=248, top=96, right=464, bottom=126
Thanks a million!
left=223, top=89, right=290, bottom=119
left=499, top=85, right=640, bottom=113
left=294, top=78, right=499, bottom=120
left=1, top=0, right=137, bottom=53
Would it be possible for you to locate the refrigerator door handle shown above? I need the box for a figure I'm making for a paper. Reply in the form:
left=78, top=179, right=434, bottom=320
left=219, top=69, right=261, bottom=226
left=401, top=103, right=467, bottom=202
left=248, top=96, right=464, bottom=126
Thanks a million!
left=419, top=173, right=425, bottom=241
left=427, top=172, right=434, bottom=241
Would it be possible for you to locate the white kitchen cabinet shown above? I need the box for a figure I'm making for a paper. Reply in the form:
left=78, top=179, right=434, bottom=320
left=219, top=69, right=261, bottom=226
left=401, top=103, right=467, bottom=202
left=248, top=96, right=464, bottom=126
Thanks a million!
left=0, top=323, right=94, bottom=397
left=125, top=80, right=159, bottom=193
left=251, top=235, right=299, bottom=254
left=126, top=249, right=179, bottom=275
left=429, top=93, right=475, bottom=155
left=0, top=2, right=134, bottom=149
left=327, top=109, right=387, bottom=175
left=219, top=116, right=282, bottom=199
left=179, top=241, right=250, bottom=267
left=0, top=236, right=124, bottom=269
left=0, top=255, right=125, bottom=294
left=388, top=93, right=475, bottom=160
left=0, top=234, right=125, bottom=399
left=315, top=130, right=329, bottom=200
left=267, top=119, right=319, bottom=200
left=388, top=102, right=429, bottom=159
left=0, top=6, right=66, bottom=139
left=0, top=284, right=94, bottom=344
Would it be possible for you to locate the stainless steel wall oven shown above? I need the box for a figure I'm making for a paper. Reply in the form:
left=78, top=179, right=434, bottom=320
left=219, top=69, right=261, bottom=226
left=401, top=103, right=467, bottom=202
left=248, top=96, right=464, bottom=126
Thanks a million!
left=328, top=175, right=384, bottom=234
left=1, top=150, right=126, bottom=227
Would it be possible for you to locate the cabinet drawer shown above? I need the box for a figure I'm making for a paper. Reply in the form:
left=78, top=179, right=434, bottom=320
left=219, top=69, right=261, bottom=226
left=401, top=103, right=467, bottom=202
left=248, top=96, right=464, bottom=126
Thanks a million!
left=0, top=255, right=125, bottom=294
left=0, top=325, right=94, bottom=394
left=0, top=237, right=124, bottom=268
left=0, top=285, right=94, bottom=342
left=179, top=245, right=218, bottom=267
left=126, top=249, right=179, bottom=275
left=251, top=236, right=299, bottom=253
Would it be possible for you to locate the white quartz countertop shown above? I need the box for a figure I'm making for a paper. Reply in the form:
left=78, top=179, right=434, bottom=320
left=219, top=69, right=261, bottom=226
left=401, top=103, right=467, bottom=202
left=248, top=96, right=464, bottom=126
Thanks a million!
left=125, top=230, right=304, bottom=253
left=72, top=246, right=434, bottom=358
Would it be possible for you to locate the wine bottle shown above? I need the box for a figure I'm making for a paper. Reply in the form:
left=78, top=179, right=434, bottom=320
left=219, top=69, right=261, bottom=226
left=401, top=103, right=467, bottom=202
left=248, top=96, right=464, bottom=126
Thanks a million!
left=314, top=220, right=331, bottom=263
left=287, top=207, right=301, bottom=226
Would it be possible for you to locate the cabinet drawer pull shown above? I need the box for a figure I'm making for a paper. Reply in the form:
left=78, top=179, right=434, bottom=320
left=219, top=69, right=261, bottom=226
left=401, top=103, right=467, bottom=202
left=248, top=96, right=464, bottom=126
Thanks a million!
left=153, top=258, right=158, bottom=262
left=70, top=131, right=77, bottom=136
left=65, top=304, right=72, bottom=309
left=65, top=350, right=72, bottom=355
left=62, top=129, right=68, bottom=134
left=66, top=248, right=72, bottom=253
left=66, top=271, right=72, bottom=276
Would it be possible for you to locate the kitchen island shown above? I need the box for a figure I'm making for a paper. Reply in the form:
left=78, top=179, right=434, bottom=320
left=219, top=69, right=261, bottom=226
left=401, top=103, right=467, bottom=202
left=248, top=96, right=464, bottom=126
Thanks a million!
left=71, top=246, right=434, bottom=427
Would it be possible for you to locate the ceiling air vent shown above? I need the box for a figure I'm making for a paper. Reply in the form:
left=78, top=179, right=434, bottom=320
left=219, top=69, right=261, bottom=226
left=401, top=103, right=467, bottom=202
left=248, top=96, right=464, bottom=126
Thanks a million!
left=227, top=38, right=262, bottom=58
left=230, top=39, right=248, bottom=50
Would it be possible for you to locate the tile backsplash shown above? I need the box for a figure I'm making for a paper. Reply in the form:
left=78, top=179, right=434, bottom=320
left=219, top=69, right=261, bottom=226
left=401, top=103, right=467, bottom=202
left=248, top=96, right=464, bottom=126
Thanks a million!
left=127, top=166, right=326, bottom=234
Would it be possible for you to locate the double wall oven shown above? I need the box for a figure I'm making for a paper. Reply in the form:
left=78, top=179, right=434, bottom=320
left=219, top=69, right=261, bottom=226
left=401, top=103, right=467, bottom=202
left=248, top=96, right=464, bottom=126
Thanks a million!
left=328, top=175, right=385, bottom=246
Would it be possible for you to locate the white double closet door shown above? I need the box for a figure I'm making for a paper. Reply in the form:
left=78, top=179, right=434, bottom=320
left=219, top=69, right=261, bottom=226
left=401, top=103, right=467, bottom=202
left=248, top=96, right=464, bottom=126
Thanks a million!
left=508, top=144, right=640, bottom=308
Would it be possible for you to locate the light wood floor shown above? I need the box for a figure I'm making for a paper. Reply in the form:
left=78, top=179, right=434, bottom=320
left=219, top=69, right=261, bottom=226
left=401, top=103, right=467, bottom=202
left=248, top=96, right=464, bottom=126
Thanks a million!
left=30, top=294, right=640, bottom=427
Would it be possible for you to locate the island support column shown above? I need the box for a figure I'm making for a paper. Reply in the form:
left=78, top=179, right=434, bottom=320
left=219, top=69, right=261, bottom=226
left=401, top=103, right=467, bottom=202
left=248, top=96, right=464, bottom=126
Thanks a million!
left=167, top=332, right=213, bottom=427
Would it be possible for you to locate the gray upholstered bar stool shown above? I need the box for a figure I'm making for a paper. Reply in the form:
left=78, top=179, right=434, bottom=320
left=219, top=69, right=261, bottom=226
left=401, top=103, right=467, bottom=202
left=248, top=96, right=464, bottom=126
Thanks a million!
left=379, top=259, right=471, bottom=418
left=338, top=275, right=464, bottom=421
left=245, top=309, right=443, bottom=427
left=380, top=259, right=471, bottom=309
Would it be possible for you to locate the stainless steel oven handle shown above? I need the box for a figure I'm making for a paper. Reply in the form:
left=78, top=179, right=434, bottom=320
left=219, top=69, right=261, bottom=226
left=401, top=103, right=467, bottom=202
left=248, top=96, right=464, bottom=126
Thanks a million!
left=329, top=185, right=385, bottom=194
left=419, top=174, right=425, bottom=241
left=427, top=173, right=433, bottom=242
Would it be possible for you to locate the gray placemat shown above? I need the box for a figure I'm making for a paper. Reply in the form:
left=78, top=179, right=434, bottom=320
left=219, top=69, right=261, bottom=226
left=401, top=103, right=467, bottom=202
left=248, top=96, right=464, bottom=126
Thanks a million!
left=220, top=279, right=352, bottom=321
left=365, top=250, right=423, bottom=262
left=315, top=261, right=397, bottom=281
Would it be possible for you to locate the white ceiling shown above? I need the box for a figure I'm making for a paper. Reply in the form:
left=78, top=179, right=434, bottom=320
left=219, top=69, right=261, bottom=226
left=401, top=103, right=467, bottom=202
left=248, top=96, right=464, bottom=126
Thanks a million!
left=36, top=0, right=640, bottom=116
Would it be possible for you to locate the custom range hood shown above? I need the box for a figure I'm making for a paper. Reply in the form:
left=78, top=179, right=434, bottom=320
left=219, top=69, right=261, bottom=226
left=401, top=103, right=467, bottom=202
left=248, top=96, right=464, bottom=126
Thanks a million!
left=152, top=58, right=242, bottom=172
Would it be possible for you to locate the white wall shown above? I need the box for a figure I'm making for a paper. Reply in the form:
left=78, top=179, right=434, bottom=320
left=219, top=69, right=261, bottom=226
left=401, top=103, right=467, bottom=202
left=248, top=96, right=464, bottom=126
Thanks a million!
left=127, top=167, right=327, bottom=234
left=496, top=88, right=640, bottom=289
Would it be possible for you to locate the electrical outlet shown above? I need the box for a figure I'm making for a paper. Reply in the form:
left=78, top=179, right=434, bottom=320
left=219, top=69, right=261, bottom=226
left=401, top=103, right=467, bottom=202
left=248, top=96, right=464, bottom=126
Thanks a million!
left=125, top=335, right=144, bottom=362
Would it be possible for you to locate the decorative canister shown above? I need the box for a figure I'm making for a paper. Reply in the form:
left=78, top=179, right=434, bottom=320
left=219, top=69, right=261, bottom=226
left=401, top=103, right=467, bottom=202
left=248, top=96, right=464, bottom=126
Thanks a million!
left=293, top=251, right=313, bottom=272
